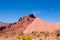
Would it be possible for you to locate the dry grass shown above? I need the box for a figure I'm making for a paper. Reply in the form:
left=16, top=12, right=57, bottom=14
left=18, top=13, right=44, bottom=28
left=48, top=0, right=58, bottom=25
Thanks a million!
left=0, top=32, right=60, bottom=40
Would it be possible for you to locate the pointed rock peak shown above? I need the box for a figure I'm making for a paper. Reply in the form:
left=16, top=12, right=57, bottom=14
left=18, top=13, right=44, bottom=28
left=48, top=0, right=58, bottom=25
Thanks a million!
left=18, top=17, right=23, bottom=22
left=18, top=14, right=36, bottom=22
left=28, top=14, right=36, bottom=18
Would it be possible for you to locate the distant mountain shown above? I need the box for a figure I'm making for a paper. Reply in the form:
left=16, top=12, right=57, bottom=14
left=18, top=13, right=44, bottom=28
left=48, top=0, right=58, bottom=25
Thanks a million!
left=0, top=22, right=9, bottom=27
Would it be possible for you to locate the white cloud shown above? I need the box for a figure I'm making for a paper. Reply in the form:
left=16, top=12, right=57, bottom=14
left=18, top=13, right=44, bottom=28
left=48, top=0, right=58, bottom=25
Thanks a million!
left=30, top=10, right=41, bottom=15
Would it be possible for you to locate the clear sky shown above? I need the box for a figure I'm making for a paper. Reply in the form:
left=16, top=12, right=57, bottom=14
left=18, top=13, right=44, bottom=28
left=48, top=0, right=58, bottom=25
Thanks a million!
left=0, top=0, right=60, bottom=23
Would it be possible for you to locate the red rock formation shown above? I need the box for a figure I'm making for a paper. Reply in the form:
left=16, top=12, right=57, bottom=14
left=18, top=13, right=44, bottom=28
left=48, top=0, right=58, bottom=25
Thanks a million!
left=23, top=18, right=60, bottom=34
left=0, top=14, right=60, bottom=35
left=0, top=14, right=36, bottom=35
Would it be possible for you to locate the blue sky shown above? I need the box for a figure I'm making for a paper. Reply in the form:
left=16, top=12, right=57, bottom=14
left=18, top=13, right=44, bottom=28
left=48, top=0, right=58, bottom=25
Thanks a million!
left=0, top=0, right=60, bottom=23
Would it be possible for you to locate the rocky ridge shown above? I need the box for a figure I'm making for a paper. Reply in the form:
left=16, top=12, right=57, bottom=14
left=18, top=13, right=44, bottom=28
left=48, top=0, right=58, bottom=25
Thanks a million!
left=0, top=14, right=36, bottom=35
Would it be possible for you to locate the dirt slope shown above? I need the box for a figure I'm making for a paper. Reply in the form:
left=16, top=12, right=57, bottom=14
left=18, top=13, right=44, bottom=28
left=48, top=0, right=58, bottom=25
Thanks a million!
left=23, top=18, right=60, bottom=34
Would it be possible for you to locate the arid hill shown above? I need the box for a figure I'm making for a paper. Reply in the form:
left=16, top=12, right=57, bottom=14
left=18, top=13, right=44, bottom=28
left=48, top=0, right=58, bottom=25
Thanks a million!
left=0, top=14, right=36, bottom=35
left=24, top=18, right=60, bottom=34
left=0, top=14, right=60, bottom=35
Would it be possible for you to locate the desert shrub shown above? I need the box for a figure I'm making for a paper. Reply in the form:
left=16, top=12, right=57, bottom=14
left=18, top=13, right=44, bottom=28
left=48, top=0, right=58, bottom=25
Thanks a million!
left=22, top=36, right=26, bottom=40
left=15, top=35, right=20, bottom=39
left=45, top=31, right=49, bottom=37
left=20, top=31, right=24, bottom=36
left=55, top=30, right=60, bottom=37
left=36, top=32, right=40, bottom=38
left=22, top=35, right=32, bottom=40
left=40, top=31, right=45, bottom=34
left=26, top=36, right=32, bottom=40
left=4, top=35, right=8, bottom=38
left=39, top=38, right=43, bottom=40
left=56, top=37, right=60, bottom=40
left=32, top=31, right=37, bottom=36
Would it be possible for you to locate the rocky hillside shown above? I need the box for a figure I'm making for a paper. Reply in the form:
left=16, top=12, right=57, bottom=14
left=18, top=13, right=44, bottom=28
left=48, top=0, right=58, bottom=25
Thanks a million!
left=0, top=14, right=36, bottom=35
left=0, top=14, right=60, bottom=35
left=24, top=18, right=60, bottom=34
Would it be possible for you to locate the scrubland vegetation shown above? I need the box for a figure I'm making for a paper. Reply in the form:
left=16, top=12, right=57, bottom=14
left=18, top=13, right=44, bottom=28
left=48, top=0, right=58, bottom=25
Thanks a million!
left=0, top=30, right=60, bottom=40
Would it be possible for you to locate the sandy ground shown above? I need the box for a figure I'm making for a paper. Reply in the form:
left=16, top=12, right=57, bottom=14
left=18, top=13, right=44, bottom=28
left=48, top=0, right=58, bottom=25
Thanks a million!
left=0, top=37, right=57, bottom=40
left=0, top=38, right=17, bottom=40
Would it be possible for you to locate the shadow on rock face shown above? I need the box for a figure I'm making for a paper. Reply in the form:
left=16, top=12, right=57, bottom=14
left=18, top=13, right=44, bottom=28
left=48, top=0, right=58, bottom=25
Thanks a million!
left=0, top=26, right=6, bottom=31
left=28, top=14, right=36, bottom=18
